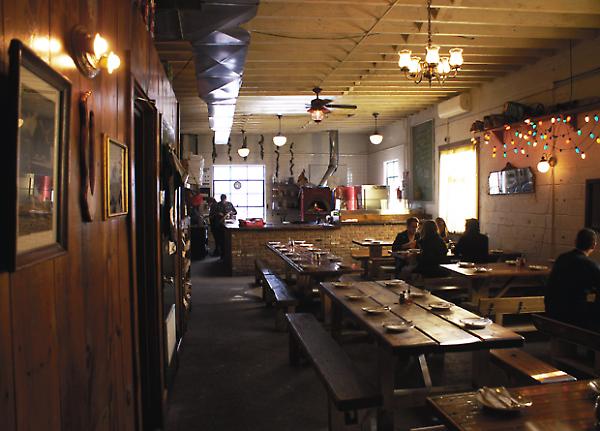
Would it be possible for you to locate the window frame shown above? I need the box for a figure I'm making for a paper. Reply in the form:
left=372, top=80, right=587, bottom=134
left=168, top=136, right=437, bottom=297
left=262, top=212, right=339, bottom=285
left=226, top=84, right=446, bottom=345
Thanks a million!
left=383, top=158, right=400, bottom=188
left=212, top=164, right=266, bottom=220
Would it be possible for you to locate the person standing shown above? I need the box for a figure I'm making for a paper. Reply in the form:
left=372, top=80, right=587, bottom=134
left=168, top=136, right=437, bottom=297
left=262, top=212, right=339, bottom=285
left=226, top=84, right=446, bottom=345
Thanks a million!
left=455, top=218, right=489, bottom=263
left=211, top=194, right=237, bottom=258
left=545, top=228, right=600, bottom=330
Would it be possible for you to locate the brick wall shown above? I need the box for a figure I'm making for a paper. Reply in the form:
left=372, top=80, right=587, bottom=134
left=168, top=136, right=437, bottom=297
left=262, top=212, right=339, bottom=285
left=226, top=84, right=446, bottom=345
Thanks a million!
left=227, top=224, right=403, bottom=275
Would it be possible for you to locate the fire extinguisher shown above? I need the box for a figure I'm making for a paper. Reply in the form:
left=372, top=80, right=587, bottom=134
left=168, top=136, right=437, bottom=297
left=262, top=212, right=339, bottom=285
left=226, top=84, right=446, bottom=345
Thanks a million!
left=396, top=187, right=403, bottom=200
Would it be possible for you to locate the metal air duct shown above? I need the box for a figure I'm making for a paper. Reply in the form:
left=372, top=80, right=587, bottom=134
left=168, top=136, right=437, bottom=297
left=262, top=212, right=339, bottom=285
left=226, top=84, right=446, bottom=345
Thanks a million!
left=155, top=1, right=259, bottom=144
left=318, top=130, right=340, bottom=187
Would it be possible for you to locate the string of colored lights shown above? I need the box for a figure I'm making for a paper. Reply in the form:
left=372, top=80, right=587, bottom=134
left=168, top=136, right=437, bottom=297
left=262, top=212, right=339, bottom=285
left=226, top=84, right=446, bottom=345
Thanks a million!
left=474, top=111, right=600, bottom=159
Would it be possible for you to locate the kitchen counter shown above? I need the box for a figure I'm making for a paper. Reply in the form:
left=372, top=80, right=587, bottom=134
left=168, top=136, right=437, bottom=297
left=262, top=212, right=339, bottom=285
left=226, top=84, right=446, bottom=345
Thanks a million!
left=225, top=222, right=337, bottom=231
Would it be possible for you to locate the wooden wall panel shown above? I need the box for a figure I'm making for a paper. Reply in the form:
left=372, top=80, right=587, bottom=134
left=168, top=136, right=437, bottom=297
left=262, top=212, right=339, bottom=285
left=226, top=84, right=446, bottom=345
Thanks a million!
left=1, top=1, right=178, bottom=430
left=0, top=273, right=15, bottom=431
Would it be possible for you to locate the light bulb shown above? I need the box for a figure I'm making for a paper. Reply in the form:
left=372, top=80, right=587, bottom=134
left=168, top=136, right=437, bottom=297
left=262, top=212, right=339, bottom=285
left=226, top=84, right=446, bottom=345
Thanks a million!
left=369, top=133, right=383, bottom=145
left=398, top=49, right=412, bottom=70
left=449, top=48, right=463, bottom=68
left=425, top=45, right=440, bottom=65
left=311, top=109, right=324, bottom=122
left=408, top=56, right=421, bottom=74
left=437, top=57, right=451, bottom=75
left=93, top=33, right=108, bottom=58
left=273, top=134, right=287, bottom=147
left=537, top=156, right=550, bottom=173
left=106, top=52, right=120, bottom=74
left=237, top=147, right=250, bottom=158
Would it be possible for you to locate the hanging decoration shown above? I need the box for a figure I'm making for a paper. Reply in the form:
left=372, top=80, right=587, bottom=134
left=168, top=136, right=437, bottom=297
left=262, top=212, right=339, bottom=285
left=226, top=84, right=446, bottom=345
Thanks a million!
left=274, top=146, right=280, bottom=180
left=289, top=141, right=295, bottom=176
left=475, top=109, right=600, bottom=162
left=258, top=134, right=265, bottom=160
left=227, top=137, right=232, bottom=162
left=211, top=134, right=217, bottom=163
left=79, top=91, right=96, bottom=221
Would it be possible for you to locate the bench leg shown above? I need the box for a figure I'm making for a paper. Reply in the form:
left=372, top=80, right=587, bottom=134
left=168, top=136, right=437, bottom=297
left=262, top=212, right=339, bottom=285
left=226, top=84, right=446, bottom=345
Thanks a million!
left=289, top=331, right=301, bottom=366
left=472, top=349, right=492, bottom=387
left=276, top=305, right=295, bottom=332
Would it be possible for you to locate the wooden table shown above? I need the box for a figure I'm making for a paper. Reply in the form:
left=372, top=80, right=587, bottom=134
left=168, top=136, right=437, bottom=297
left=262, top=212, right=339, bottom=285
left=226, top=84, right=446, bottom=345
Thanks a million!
left=319, top=280, right=523, bottom=427
left=352, top=239, right=394, bottom=257
left=428, top=380, right=599, bottom=431
left=440, top=262, right=551, bottom=301
left=266, top=243, right=362, bottom=297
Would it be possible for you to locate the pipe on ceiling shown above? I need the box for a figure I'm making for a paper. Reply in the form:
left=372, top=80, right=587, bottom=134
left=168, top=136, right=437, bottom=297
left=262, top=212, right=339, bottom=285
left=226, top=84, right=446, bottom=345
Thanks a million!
left=155, top=0, right=259, bottom=144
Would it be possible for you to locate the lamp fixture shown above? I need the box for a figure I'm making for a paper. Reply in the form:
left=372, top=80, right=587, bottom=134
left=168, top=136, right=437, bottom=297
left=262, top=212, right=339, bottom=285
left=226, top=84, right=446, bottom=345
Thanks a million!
left=397, top=0, right=463, bottom=85
left=369, top=113, right=383, bottom=145
left=537, top=154, right=556, bottom=173
left=309, top=107, right=326, bottom=122
left=237, top=130, right=250, bottom=159
left=70, top=25, right=121, bottom=78
left=273, top=114, right=287, bottom=147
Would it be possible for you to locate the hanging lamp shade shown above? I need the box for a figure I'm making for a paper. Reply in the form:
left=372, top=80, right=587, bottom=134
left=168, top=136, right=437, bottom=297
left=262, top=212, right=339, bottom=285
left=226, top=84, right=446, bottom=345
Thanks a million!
left=238, top=130, right=250, bottom=158
left=369, top=113, right=383, bottom=145
left=273, top=114, right=287, bottom=146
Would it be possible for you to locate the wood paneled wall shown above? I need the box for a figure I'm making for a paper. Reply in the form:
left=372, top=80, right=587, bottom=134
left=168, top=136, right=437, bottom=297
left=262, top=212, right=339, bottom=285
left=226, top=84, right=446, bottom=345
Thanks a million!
left=0, top=1, right=177, bottom=430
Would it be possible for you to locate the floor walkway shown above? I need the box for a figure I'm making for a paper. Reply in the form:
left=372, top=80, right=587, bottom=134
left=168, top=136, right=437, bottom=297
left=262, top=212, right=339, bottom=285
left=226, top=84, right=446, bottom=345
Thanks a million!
left=165, top=257, right=547, bottom=431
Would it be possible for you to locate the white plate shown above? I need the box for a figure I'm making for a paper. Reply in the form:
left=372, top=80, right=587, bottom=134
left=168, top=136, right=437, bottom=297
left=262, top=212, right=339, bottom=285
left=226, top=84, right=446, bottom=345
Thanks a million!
left=384, top=280, right=404, bottom=287
left=458, top=262, right=475, bottom=268
left=268, top=241, right=281, bottom=245
left=294, top=240, right=306, bottom=243
left=460, top=317, right=492, bottom=329
left=409, top=291, right=429, bottom=298
left=429, top=301, right=453, bottom=311
left=332, top=282, right=353, bottom=288
left=407, top=248, right=421, bottom=253
left=474, top=267, right=491, bottom=273
left=382, top=321, right=414, bottom=333
left=363, top=238, right=375, bottom=242
left=476, top=387, right=532, bottom=412
left=505, top=260, right=517, bottom=265
left=361, top=306, right=389, bottom=315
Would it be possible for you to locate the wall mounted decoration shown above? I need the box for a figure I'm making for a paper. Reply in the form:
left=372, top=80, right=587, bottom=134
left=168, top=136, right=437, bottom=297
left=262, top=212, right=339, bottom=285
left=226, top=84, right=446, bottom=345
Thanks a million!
left=227, top=137, right=232, bottom=162
left=104, top=135, right=129, bottom=218
left=4, top=39, right=70, bottom=271
left=258, top=134, right=264, bottom=160
left=79, top=91, right=96, bottom=221
left=411, top=120, right=434, bottom=201
left=274, top=146, right=280, bottom=180
left=211, top=133, right=217, bottom=163
left=289, top=141, right=295, bottom=176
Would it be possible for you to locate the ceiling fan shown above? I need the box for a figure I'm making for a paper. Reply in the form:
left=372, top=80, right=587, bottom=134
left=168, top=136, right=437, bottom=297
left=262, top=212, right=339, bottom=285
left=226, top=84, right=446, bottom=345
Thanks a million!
left=306, top=87, right=357, bottom=122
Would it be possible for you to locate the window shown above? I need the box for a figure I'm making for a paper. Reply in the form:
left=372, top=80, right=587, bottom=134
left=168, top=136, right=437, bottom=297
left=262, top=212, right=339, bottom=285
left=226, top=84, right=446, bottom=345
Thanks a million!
left=213, top=165, right=265, bottom=220
left=438, top=145, right=477, bottom=233
left=384, top=159, right=400, bottom=188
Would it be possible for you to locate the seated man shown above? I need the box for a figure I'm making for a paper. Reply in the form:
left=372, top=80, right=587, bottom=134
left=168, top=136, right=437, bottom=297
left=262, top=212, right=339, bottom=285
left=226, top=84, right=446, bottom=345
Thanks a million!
left=392, top=217, right=420, bottom=251
left=392, top=217, right=420, bottom=278
left=455, top=218, right=489, bottom=263
left=545, top=228, right=600, bottom=330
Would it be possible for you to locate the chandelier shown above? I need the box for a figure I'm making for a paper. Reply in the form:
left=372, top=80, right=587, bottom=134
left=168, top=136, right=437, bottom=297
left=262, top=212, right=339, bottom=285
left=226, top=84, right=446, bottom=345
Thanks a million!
left=397, top=0, right=464, bottom=85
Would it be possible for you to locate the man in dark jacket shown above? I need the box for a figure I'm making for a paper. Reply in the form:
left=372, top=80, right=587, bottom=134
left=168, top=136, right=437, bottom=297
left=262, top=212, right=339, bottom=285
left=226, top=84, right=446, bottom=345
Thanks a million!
left=545, top=228, right=600, bottom=330
left=392, top=217, right=420, bottom=251
left=455, top=218, right=489, bottom=263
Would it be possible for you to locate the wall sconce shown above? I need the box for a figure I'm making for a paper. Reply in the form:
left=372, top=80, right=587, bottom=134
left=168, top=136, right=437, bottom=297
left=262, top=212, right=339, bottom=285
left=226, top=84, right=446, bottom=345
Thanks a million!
left=537, top=154, right=556, bottom=173
left=70, top=25, right=121, bottom=78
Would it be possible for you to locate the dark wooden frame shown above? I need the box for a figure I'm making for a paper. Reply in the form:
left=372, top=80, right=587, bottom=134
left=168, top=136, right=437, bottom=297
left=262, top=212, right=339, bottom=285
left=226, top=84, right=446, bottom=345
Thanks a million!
left=4, top=39, right=70, bottom=271
left=487, top=162, right=535, bottom=196
left=585, top=179, right=600, bottom=233
left=103, top=135, right=129, bottom=218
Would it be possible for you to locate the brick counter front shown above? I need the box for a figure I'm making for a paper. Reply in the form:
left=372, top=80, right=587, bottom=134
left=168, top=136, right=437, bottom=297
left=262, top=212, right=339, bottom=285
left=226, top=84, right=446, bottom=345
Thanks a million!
left=224, top=223, right=403, bottom=275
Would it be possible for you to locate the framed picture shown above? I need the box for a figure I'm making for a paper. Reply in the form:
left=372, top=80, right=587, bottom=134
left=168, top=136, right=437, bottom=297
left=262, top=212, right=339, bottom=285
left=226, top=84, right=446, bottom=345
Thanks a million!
left=3, top=39, right=70, bottom=271
left=104, top=135, right=129, bottom=218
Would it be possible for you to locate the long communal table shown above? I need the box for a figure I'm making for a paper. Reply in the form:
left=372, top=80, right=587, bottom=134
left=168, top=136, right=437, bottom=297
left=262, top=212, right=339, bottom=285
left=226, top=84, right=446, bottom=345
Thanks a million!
left=266, top=243, right=362, bottom=298
left=319, top=280, right=524, bottom=428
left=427, top=380, right=598, bottom=431
left=440, top=262, right=551, bottom=301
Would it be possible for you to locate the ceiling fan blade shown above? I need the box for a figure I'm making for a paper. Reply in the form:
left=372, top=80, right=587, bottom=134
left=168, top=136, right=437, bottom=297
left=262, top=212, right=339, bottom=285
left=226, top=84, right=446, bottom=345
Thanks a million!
left=325, top=104, right=357, bottom=109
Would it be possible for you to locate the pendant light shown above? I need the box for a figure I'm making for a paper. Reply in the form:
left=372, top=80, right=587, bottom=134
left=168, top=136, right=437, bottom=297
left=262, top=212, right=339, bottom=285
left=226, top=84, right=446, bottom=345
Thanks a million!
left=273, top=114, right=287, bottom=147
left=237, top=129, right=250, bottom=159
left=369, top=113, right=383, bottom=145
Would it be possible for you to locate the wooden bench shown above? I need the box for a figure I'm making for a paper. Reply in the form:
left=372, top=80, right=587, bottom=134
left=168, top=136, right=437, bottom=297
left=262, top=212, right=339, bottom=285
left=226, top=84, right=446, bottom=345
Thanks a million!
left=255, top=258, right=275, bottom=300
left=477, top=296, right=545, bottom=332
left=287, top=313, right=381, bottom=430
left=369, top=256, right=395, bottom=279
left=263, top=274, right=298, bottom=331
left=533, top=314, right=600, bottom=377
left=490, top=348, right=576, bottom=385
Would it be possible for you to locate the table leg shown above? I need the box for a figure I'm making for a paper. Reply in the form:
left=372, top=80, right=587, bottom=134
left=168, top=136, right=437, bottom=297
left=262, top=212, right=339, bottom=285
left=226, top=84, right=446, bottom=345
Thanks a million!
left=331, top=302, right=343, bottom=342
left=321, top=292, right=332, bottom=324
left=377, top=348, right=398, bottom=429
left=371, top=245, right=383, bottom=258
left=472, top=349, right=491, bottom=387
left=469, top=278, right=489, bottom=303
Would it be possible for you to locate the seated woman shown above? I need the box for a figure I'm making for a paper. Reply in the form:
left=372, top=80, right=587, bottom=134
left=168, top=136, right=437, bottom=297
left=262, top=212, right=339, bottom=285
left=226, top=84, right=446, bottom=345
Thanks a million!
left=435, top=217, right=450, bottom=243
left=414, top=220, right=448, bottom=277
left=455, top=218, right=489, bottom=263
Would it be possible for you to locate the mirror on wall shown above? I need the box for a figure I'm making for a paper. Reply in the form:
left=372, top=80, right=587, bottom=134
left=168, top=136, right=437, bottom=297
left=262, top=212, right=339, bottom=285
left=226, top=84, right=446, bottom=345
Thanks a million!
left=488, top=163, right=535, bottom=195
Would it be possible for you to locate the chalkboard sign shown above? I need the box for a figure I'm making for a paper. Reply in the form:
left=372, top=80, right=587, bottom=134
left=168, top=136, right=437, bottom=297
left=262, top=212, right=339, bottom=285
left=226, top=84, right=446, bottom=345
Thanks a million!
left=411, top=120, right=434, bottom=201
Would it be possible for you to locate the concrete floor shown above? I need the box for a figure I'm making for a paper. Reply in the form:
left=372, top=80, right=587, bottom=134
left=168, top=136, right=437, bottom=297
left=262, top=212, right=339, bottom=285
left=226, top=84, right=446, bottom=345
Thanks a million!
left=164, top=257, right=547, bottom=431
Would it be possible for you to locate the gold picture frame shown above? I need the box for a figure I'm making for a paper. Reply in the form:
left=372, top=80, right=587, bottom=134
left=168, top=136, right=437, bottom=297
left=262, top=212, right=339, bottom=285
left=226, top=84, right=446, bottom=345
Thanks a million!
left=103, top=135, right=129, bottom=218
